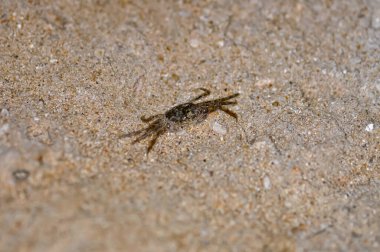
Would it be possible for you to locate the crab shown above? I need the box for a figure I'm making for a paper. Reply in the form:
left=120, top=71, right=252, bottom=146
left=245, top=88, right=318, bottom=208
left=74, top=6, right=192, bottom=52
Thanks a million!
left=121, top=88, right=239, bottom=153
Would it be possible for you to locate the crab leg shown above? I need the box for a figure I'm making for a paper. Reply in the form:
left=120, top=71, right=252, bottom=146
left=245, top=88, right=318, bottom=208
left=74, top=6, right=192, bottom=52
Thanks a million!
left=146, top=129, right=165, bottom=153
left=119, top=128, right=146, bottom=139
left=140, top=114, right=161, bottom=123
left=120, top=119, right=159, bottom=140
left=218, top=93, right=239, bottom=102
left=220, top=107, right=238, bottom=120
left=131, top=121, right=162, bottom=144
left=221, top=101, right=238, bottom=106
left=189, top=88, right=211, bottom=102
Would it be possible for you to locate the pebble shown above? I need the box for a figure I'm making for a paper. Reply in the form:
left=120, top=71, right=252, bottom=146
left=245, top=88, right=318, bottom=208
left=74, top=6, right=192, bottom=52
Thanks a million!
left=365, top=123, right=374, bottom=132
left=255, top=79, right=274, bottom=88
left=212, top=121, right=227, bottom=135
left=94, top=48, right=105, bottom=59
left=376, top=81, right=380, bottom=92
left=1, top=108, right=9, bottom=117
left=190, top=39, right=200, bottom=48
left=0, top=124, right=9, bottom=135
left=263, top=175, right=271, bottom=190
left=12, top=169, right=30, bottom=182
left=372, top=9, right=380, bottom=29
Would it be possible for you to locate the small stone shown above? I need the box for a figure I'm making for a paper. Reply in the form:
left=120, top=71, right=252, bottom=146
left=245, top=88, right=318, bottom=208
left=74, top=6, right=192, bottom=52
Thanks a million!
left=372, top=10, right=380, bottom=29
left=190, top=39, right=200, bottom=48
left=212, top=121, right=227, bottom=135
left=365, top=123, right=374, bottom=132
left=1, top=108, right=9, bottom=117
left=376, top=80, right=380, bottom=92
left=253, top=141, right=267, bottom=149
left=0, top=124, right=9, bottom=135
left=263, top=175, right=271, bottom=190
left=255, top=79, right=274, bottom=88
left=178, top=10, right=190, bottom=17
left=49, top=58, right=58, bottom=64
left=12, top=169, right=30, bottom=182
left=94, top=48, right=105, bottom=59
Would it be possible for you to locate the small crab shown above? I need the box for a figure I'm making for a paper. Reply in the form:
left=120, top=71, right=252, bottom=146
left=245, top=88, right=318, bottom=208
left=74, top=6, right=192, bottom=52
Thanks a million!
left=121, top=88, right=239, bottom=153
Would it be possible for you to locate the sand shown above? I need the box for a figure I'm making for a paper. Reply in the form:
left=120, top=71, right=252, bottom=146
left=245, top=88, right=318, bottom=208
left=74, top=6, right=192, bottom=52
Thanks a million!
left=0, top=0, right=379, bottom=251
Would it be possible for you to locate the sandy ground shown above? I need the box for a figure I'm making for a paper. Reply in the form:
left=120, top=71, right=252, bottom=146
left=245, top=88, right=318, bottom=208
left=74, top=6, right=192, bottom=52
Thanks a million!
left=0, top=0, right=379, bottom=251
